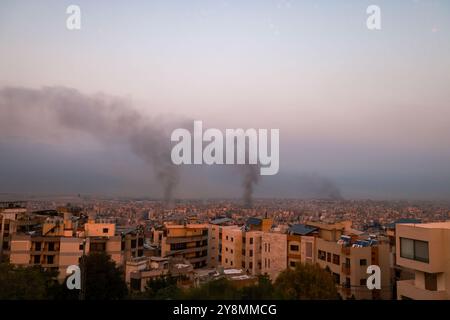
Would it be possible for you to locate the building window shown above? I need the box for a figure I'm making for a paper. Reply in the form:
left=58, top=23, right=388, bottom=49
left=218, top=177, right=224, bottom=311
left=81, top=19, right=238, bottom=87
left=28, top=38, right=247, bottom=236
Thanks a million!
left=226, top=236, right=229, bottom=240
left=268, top=243, right=271, bottom=252
left=138, top=238, right=144, bottom=246
left=345, top=277, right=351, bottom=288
left=225, top=247, right=228, bottom=252
left=48, top=242, right=55, bottom=252
left=33, top=255, right=40, bottom=264
left=231, top=237, right=234, bottom=242
left=318, top=250, right=326, bottom=261
left=306, top=242, right=313, bottom=258
left=249, top=249, right=253, bottom=257
left=290, top=261, right=296, bottom=268
left=400, top=238, right=429, bottom=263
left=131, top=239, right=137, bottom=248
left=332, top=254, right=340, bottom=265
left=170, top=243, right=187, bottom=251
left=34, top=242, right=41, bottom=251
left=360, top=259, right=367, bottom=266
left=265, top=243, right=267, bottom=252
left=290, top=244, right=299, bottom=252
left=326, top=252, right=331, bottom=262
left=230, top=261, right=233, bottom=266
left=425, top=273, right=438, bottom=291
left=80, top=243, right=85, bottom=251
left=242, top=261, right=245, bottom=268
left=242, top=249, right=246, bottom=255
left=230, top=249, right=233, bottom=254
left=249, top=262, right=253, bottom=269
left=103, top=228, right=109, bottom=233
left=47, top=255, right=54, bottom=264
left=333, top=273, right=340, bottom=284
left=249, top=238, right=253, bottom=245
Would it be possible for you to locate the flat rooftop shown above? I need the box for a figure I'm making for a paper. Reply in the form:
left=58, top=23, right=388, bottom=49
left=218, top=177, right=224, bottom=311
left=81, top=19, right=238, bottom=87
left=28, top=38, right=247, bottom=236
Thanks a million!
left=402, top=221, right=450, bottom=229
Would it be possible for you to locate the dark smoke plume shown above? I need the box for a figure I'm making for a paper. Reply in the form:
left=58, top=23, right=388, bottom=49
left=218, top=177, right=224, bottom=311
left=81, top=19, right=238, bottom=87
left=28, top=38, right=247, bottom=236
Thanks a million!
left=0, top=86, right=180, bottom=205
left=241, top=164, right=260, bottom=208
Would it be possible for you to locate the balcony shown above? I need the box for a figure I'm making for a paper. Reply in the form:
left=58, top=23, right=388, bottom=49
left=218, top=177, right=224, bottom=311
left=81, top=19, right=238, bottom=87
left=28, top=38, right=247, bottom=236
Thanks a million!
left=397, top=279, right=448, bottom=300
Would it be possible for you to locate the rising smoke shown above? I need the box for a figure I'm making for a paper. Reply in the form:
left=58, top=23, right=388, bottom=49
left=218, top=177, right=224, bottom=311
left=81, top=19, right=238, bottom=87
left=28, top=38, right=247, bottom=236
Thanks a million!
left=0, top=86, right=180, bottom=205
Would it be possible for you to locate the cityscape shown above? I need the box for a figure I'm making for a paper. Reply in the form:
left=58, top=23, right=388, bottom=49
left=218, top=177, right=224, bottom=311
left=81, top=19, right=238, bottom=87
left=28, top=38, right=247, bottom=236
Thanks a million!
left=1, top=0, right=450, bottom=308
left=1, top=197, right=450, bottom=300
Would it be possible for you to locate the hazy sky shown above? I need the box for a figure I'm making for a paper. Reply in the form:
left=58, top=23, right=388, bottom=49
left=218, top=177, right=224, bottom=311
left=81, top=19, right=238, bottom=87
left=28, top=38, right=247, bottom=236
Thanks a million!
left=1, top=0, right=450, bottom=200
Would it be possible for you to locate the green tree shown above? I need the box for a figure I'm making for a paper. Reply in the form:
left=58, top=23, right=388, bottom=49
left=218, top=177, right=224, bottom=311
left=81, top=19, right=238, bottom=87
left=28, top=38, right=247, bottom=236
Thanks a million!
left=181, top=278, right=243, bottom=300
left=58, top=252, right=128, bottom=300
left=240, top=274, right=274, bottom=299
left=0, top=263, right=59, bottom=299
left=143, top=274, right=182, bottom=300
left=274, top=263, right=339, bottom=300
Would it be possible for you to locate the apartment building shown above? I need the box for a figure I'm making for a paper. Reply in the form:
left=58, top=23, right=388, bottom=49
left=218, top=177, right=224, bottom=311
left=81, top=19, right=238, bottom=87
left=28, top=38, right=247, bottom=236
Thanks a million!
left=261, top=232, right=287, bottom=280
left=160, top=224, right=209, bottom=268
left=208, top=218, right=233, bottom=268
left=396, top=221, right=450, bottom=300
left=287, top=224, right=318, bottom=268
left=0, top=202, right=36, bottom=262
left=9, top=215, right=144, bottom=280
left=315, top=230, right=391, bottom=300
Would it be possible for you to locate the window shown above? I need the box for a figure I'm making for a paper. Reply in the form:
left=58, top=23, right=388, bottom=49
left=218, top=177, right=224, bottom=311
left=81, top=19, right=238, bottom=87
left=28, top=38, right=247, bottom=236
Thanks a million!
left=290, top=244, right=299, bottom=252
left=103, top=228, right=109, bottom=233
left=47, top=255, right=54, bottom=264
left=306, top=242, right=313, bottom=258
left=249, top=262, right=253, bottom=269
left=345, top=277, right=351, bottom=288
left=48, top=242, right=55, bottom=251
left=225, top=258, right=228, bottom=263
left=231, top=237, right=234, bottom=242
left=265, top=243, right=267, bottom=252
left=226, top=247, right=228, bottom=252
left=318, top=250, right=326, bottom=261
left=249, top=238, right=253, bottom=245
left=290, top=261, right=297, bottom=268
left=80, top=243, right=85, bottom=251
left=33, top=255, right=40, bottom=264
left=327, top=252, right=331, bottom=262
left=400, top=238, right=429, bottom=263
left=332, top=254, right=340, bottom=265
left=360, top=259, right=367, bottom=266
left=242, top=261, right=245, bottom=268
left=360, top=279, right=366, bottom=286
left=35, top=242, right=42, bottom=251
left=138, top=238, right=144, bottom=246
left=226, top=236, right=229, bottom=240
left=425, top=273, right=437, bottom=291
left=242, top=249, right=246, bottom=255
left=170, top=243, right=187, bottom=251
left=230, top=249, right=233, bottom=254
left=268, top=243, right=271, bottom=252
left=333, top=273, right=340, bottom=284
left=230, top=260, right=233, bottom=266
left=131, top=239, right=137, bottom=248
left=249, top=249, right=253, bottom=257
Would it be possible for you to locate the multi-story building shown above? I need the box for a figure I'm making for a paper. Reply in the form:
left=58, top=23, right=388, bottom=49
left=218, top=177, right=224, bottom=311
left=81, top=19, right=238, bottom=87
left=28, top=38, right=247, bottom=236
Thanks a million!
left=9, top=214, right=144, bottom=280
left=396, top=221, right=450, bottom=300
left=160, top=224, right=209, bottom=268
left=208, top=218, right=233, bottom=268
left=261, top=232, right=287, bottom=280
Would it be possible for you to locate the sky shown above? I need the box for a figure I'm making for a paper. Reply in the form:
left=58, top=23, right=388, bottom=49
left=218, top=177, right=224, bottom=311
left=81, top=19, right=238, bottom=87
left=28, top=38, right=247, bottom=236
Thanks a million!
left=0, top=0, right=450, bottom=200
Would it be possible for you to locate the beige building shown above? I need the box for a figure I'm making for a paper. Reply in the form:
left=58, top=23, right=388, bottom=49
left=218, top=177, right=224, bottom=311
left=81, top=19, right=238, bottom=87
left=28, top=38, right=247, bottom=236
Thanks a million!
left=9, top=217, right=144, bottom=280
left=396, top=221, right=450, bottom=300
left=160, top=224, right=209, bottom=268
left=261, top=232, right=287, bottom=280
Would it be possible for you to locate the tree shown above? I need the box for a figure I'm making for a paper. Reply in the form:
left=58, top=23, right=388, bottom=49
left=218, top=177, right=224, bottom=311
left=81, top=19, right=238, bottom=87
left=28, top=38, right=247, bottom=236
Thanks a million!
left=274, top=263, right=339, bottom=300
left=0, top=263, right=59, bottom=299
left=143, top=274, right=182, bottom=300
left=58, top=252, right=128, bottom=300
left=181, top=278, right=243, bottom=300
left=240, top=274, right=274, bottom=300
